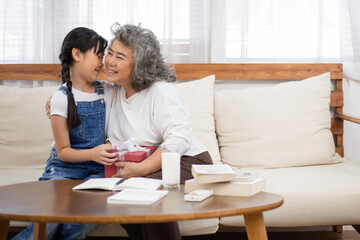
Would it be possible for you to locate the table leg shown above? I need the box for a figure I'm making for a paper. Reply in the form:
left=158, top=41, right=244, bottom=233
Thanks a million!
left=0, top=220, right=9, bottom=240
left=33, top=222, right=46, bottom=240
left=244, top=212, right=268, bottom=240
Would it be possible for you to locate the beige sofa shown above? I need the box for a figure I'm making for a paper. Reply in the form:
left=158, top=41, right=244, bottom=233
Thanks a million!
left=1, top=63, right=360, bottom=237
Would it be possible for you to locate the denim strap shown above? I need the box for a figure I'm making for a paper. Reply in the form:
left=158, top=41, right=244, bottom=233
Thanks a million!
left=58, top=81, right=104, bottom=98
left=59, top=85, right=68, bottom=96
left=94, top=80, right=104, bottom=95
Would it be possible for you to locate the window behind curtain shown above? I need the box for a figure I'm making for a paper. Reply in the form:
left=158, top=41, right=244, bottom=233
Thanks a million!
left=225, top=0, right=340, bottom=62
left=0, top=0, right=190, bottom=64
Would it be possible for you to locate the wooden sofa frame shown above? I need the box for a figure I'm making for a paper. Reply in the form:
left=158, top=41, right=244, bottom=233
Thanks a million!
left=1, top=63, right=360, bottom=234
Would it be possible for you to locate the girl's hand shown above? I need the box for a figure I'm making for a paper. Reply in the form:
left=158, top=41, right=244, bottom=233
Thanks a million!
left=113, top=161, right=144, bottom=179
left=91, top=144, right=118, bottom=165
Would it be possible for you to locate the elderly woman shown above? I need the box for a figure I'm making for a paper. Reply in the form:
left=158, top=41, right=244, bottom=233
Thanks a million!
left=103, top=23, right=213, bottom=240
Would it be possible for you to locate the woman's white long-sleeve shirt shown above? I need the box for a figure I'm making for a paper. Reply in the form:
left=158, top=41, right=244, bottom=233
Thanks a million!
left=105, top=81, right=206, bottom=156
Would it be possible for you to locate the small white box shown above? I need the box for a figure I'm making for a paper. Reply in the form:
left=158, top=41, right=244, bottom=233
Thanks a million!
left=184, top=189, right=214, bottom=202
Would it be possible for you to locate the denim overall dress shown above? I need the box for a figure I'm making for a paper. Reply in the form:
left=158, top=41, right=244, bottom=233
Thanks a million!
left=40, top=80, right=106, bottom=181
left=11, top=81, right=105, bottom=240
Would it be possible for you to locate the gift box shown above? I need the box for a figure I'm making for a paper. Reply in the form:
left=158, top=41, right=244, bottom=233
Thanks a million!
left=105, top=146, right=157, bottom=178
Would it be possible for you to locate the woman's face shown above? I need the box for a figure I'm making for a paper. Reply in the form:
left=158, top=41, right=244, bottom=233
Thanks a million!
left=104, top=39, right=134, bottom=87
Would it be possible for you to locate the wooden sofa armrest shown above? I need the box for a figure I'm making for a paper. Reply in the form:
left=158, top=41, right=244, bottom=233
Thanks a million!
left=337, top=113, right=360, bottom=125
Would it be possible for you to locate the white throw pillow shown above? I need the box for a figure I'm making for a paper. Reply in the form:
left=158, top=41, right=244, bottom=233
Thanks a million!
left=0, top=85, right=58, bottom=169
left=215, top=72, right=343, bottom=169
left=175, top=75, right=221, bottom=165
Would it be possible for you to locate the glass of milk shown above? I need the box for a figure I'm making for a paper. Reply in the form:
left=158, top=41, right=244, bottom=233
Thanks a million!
left=161, top=144, right=180, bottom=188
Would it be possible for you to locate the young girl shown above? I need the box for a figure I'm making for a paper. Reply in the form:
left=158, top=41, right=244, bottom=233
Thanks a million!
left=12, top=27, right=117, bottom=240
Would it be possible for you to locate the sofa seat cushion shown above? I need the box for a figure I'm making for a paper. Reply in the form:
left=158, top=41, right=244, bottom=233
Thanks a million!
left=220, top=158, right=360, bottom=227
left=178, top=218, right=219, bottom=236
left=88, top=218, right=219, bottom=237
left=0, top=169, right=44, bottom=187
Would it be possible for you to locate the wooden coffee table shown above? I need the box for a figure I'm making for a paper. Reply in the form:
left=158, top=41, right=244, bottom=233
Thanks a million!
left=0, top=180, right=283, bottom=240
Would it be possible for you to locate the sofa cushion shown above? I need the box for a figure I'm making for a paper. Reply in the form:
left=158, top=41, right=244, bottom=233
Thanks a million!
left=0, top=169, right=44, bottom=187
left=220, top=159, right=360, bottom=226
left=178, top=218, right=219, bottom=236
left=88, top=218, right=219, bottom=237
left=0, top=85, right=57, bottom=169
left=175, top=75, right=221, bottom=164
left=215, top=72, right=343, bottom=168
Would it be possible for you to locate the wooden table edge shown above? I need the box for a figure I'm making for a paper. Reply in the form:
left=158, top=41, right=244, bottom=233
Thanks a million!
left=0, top=195, right=284, bottom=224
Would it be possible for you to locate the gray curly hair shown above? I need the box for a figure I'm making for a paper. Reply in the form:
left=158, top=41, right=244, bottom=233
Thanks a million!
left=110, top=23, right=176, bottom=92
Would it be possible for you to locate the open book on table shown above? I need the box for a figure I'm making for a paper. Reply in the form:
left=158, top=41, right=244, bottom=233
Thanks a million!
left=107, top=189, right=169, bottom=205
left=72, top=177, right=162, bottom=191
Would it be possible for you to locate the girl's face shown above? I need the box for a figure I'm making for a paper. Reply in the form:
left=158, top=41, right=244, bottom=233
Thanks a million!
left=104, top=40, right=134, bottom=87
left=77, top=47, right=104, bottom=84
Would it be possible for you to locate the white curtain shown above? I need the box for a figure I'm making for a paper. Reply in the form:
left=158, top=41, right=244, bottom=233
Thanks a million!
left=1, top=0, right=359, bottom=74
left=1, top=0, right=359, bottom=159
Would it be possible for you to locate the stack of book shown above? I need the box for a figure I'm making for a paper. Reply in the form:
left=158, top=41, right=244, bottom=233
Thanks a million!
left=185, top=164, right=265, bottom=197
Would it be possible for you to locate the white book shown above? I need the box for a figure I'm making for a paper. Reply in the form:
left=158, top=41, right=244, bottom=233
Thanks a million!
left=72, top=177, right=162, bottom=191
left=234, top=171, right=257, bottom=182
left=191, top=164, right=237, bottom=184
left=107, top=189, right=169, bottom=205
left=184, top=177, right=266, bottom=197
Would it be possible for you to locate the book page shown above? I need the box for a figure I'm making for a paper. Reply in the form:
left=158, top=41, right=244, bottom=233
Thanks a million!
left=73, top=177, right=162, bottom=191
left=114, top=177, right=162, bottom=191
left=107, top=189, right=169, bottom=205
left=192, top=164, right=235, bottom=174
left=72, top=178, right=123, bottom=191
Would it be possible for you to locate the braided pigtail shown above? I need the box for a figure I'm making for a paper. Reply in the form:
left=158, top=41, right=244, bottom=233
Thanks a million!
left=58, top=27, right=108, bottom=130
left=60, top=60, right=81, bottom=129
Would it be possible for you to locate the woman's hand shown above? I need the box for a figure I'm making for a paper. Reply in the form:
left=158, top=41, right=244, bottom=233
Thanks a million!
left=113, top=161, right=145, bottom=179
left=91, top=144, right=118, bottom=165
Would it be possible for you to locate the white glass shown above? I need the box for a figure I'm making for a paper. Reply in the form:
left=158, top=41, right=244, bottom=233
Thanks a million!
left=161, top=144, right=180, bottom=188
